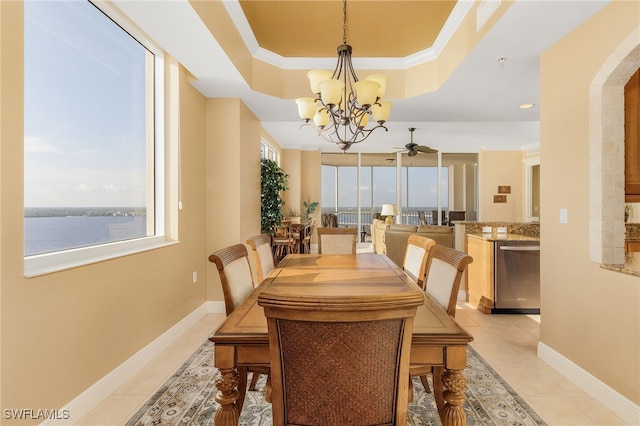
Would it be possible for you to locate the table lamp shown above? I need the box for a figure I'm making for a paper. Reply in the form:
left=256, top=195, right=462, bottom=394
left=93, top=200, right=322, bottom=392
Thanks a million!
left=380, top=204, right=397, bottom=224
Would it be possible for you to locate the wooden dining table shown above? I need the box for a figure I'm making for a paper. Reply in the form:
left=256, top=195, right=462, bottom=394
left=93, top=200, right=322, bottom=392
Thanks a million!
left=209, top=253, right=473, bottom=426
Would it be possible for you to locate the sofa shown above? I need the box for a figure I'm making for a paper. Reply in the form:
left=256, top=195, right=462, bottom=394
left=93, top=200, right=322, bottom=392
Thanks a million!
left=372, top=218, right=455, bottom=267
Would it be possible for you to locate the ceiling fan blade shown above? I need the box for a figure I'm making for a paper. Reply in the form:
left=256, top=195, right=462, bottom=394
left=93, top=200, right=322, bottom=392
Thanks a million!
left=416, top=146, right=438, bottom=153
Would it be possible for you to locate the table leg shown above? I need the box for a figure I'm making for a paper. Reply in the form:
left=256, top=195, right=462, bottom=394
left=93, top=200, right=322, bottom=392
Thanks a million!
left=213, top=345, right=241, bottom=426
left=214, top=367, right=240, bottom=425
left=441, top=368, right=467, bottom=426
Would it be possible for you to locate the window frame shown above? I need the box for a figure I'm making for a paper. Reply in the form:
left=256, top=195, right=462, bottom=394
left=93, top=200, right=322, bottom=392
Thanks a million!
left=23, top=1, right=177, bottom=277
left=261, top=137, right=280, bottom=163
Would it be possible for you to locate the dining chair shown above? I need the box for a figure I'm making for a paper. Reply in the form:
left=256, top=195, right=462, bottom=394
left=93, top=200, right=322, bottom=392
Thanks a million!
left=208, top=243, right=255, bottom=316
left=289, top=223, right=307, bottom=254
left=300, top=218, right=316, bottom=254
left=272, top=221, right=296, bottom=263
left=208, top=243, right=270, bottom=404
left=316, top=226, right=357, bottom=254
left=430, top=209, right=448, bottom=225
left=402, top=234, right=436, bottom=288
left=417, top=210, right=428, bottom=226
left=258, top=287, right=421, bottom=425
left=448, top=210, right=466, bottom=224
left=246, top=234, right=275, bottom=284
left=321, top=213, right=339, bottom=227
left=409, top=245, right=473, bottom=407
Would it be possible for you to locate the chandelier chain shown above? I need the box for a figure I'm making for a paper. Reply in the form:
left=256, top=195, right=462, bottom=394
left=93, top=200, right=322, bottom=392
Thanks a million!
left=342, top=0, right=347, bottom=45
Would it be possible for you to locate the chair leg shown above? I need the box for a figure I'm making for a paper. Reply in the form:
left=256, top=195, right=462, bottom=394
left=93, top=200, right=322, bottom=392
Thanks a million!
left=408, top=376, right=414, bottom=402
left=248, top=372, right=260, bottom=391
left=420, top=373, right=431, bottom=393
left=265, top=373, right=272, bottom=403
left=433, top=366, right=445, bottom=419
left=237, top=366, right=248, bottom=412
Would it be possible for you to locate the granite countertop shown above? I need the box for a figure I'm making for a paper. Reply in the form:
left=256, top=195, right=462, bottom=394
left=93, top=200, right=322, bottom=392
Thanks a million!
left=600, top=252, right=640, bottom=277
left=627, top=223, right=640, bottom=239
left=463, top=222, right=540, bottom=238
left=467, top=232, right=540, bottom=242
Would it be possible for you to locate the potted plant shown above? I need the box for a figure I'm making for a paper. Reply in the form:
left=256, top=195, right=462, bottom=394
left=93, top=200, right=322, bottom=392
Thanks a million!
left=302, top=200, right=319, bottom=223
left=261, top=158, right=289, bottom=235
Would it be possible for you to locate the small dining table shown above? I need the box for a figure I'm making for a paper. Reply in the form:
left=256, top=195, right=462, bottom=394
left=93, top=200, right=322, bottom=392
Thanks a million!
left=209, top=253, right=473, bottom=426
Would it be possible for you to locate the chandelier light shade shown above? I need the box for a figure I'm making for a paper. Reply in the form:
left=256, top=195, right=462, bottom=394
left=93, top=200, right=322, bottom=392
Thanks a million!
left=295, top=0, right=391, bottom=152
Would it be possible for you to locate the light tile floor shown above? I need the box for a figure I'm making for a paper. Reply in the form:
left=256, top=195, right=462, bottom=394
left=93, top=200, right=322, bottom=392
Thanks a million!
left=76, top=302, right=627, bottom=425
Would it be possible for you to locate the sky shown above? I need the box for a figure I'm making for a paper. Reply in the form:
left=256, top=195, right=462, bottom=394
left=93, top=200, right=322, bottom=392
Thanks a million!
left=24, top=1, right=148, bottom=208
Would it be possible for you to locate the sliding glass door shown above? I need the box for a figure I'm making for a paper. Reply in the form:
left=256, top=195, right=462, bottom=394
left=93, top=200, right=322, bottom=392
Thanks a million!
left=321, top=152, right=477, bottom=231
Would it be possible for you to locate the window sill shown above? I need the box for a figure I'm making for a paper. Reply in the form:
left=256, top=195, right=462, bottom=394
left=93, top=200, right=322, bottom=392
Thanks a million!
left=24, top=236, right=178, bottom=278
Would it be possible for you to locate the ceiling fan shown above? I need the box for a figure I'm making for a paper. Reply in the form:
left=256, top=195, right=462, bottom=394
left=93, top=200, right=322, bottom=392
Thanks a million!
left=393, top=127, right=437, bottom=157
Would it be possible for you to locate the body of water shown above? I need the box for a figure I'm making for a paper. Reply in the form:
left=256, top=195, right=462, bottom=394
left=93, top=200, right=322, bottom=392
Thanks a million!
left=25, top=215, right=147, bottom=256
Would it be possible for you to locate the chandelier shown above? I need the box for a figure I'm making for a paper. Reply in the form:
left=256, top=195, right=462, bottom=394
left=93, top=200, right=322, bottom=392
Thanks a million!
left=295, top=0, right=391, bottom=152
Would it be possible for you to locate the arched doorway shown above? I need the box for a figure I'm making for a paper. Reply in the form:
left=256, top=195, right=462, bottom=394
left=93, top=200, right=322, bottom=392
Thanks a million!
left=589, top=32, right=640, bottom=265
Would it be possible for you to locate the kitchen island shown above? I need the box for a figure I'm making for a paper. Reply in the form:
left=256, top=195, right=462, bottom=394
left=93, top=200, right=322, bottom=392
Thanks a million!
left=466, top=229, right=540, bottom=314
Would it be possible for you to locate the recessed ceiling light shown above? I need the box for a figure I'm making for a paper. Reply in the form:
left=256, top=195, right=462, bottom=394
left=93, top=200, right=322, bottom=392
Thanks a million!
left=519, top=103, right=535, bottom=109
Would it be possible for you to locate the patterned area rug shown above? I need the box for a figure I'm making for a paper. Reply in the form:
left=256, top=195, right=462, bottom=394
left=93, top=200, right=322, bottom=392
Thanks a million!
left=127, top=341, right=546, bottom=425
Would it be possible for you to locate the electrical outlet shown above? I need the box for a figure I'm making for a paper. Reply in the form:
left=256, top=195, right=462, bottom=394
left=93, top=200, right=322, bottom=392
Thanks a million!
left=192, top=271, right=198, bottom=283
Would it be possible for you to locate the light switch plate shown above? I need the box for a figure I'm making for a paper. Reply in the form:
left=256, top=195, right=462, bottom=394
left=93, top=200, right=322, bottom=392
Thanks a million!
left=560, top=208, right=568, bottom=224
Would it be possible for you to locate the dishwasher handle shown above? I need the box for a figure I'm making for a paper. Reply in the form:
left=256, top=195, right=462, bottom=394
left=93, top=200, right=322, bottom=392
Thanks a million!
left=499, top=245, right=540, bottom=251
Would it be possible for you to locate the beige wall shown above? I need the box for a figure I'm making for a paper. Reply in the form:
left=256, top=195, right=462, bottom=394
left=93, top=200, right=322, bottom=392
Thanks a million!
left=282, top=149, right=302, bottom=216
left=204, top=98, right=261, bottom=300
left=478, top=149, right=524, bottom=222
left=281, top=149, right=322, bottom=242
left=301, top=150, right=322, bottom=242
left=540, top=0, right=639, bottom=405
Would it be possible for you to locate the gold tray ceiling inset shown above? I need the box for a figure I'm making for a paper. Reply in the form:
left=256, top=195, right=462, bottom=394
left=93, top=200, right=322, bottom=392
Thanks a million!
left=239, top=1, right=457, bottom=58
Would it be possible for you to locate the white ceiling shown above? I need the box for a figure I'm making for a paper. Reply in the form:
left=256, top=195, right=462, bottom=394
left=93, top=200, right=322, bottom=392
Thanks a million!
left=112, top=0, right=610, bottom=154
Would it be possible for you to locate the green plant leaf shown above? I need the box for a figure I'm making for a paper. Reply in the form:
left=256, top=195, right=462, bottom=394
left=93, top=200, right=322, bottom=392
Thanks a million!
left=261, top=158, right=289, bottom=235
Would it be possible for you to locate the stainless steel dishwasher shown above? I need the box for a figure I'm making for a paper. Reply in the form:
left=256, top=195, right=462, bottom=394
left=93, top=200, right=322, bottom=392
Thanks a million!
left=493, top=240, right=540, bottom=314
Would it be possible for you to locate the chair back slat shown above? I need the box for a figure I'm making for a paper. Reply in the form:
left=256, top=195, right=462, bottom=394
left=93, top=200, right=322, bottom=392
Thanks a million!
left=402, top=234, right=436, bottom=288
left=208, top=243, right=255, bottom=315
left=424, top=245, right=473, bottom=317
left=317, top=227, right=357, bottom=254
left=247, top=234, right=275, bottom=283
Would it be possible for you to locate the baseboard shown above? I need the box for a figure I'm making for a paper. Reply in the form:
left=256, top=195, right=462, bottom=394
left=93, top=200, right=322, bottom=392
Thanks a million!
left=538, top=342, right=640, bottom=425
left=43, top=302, right=220, bottom=425
left=207, top=300, right=226, bottom=313
left=457, top=289, right=467, bottom=301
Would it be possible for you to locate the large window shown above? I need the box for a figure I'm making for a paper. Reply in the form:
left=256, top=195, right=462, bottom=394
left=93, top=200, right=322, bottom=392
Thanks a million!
left=24, top=1, right=169, bottom=275
left=402, top=165, right=448, bottom=224
left=321, top=152, right=477, bottom=229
